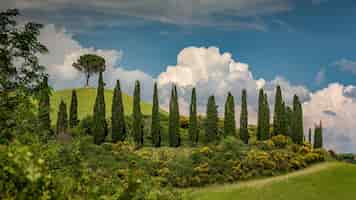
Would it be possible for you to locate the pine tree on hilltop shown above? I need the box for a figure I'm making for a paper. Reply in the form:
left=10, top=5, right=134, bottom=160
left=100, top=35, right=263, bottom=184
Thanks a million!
left=308, top=128, right=312, bottom=144
left=224, top=92, right=236, bottom=136
left=38, top=76, right=51, bottom=133
left=132, top=80, right=143, bottom=146
left=93, top=72, right=107, bottom=145
left=240, top=89, right=249, bottom=144
left=112, top=80, right=126, bottom=142
left=292, top=95, right=304, bottom=144
left=56, top=100, right=68, bottom=135
left=69, top=90, right=79, bottom=128
left=273, top=85, right=284, bottom=136
left=151, top=82, right=161, bottom=147
left=189, top=88, right=199, bottom=146
left=205, top=95, right=218, bottom=143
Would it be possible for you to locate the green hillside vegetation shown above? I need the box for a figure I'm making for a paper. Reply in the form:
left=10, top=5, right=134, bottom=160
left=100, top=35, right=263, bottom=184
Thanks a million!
left=50, top=88, right=154, bottom=123
left=189, top=162, right=356, bottom=200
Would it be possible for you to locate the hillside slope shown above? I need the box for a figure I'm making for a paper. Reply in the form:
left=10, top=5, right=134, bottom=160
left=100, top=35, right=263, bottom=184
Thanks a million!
left=50, top=88, right=154, bottom=123
left=189, top=162, right=356, bottom=200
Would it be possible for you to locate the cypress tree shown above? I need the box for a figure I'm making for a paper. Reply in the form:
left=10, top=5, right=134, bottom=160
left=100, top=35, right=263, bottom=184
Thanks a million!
left=38, top=76, right=51, bottom=133
left=93, top=72, right=107, bottom=145
left=314, top=121, right=323, bottom=148
left=132, top=80, right=143, bottom=146
left=273, top=85, right=284, bottom=135
left=285, top=106, right=293, bottom=138
left=263, top=93, right=270, bottom=139
left=174, top=85, right=181, bottom=146
left=257, top=89, right=264, bottom=140
left=151, top=82, right=161, bottom=147
left=56, top=100, right=68, bottom=135
left=189, top=88, right=199, bottom=146
left=205, top=95, right=218, bottom=143
left=240, top=89, right=249, bottom=144
left=292, top=95, right=304, bottom=144
left=112, top=80, right=126, bottom=142
left=224, top=92, right=236, bottom=136
left=280, top=101, right=288, bottom=136
left=169, top=85, right=180, bottom=147
left=308, top=128, right=312, bottom=144
left=69, top=90, right=78, bottom=128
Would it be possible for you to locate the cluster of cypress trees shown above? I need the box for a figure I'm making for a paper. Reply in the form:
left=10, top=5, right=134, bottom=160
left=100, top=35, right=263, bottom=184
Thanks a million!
left=257, top=88, right=270, bottom=141
left=48, top=72, right=324, bottom=148
left=169, top=85, right=181, bottom=147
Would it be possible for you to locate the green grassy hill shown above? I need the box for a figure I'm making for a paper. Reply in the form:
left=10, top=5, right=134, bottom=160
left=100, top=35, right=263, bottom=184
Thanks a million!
left=50, top=88, right=155, bottom=123
left=188, top=162, right=356, bottom=200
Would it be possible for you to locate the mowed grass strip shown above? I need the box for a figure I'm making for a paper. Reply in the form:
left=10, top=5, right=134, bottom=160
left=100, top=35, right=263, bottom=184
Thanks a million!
left=189, top=162, right=356, bottom=200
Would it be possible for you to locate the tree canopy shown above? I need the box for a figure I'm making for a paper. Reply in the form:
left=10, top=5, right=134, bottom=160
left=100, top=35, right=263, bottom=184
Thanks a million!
left=72, top=54, right=106, bottom=87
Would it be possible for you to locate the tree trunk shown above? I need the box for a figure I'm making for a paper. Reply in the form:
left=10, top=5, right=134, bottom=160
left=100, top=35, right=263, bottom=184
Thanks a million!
left=85, top=73, right=90, bottom=87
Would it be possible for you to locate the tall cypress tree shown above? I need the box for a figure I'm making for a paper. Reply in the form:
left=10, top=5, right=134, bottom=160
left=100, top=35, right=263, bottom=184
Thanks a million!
left=257, top=89, right=264, bottom=140
left=224, top=92, right=236, bottom=136
left=205, top=95, right=218, bottom=143
left=38, top=76, right=51, bottom=133
left=240, top=89, right=249, bottom=144
left=112, top=80, right=126, bottom=142
left=280, top=101, right=288, bottom=136
left=169, top=85, right=180, bottom=147
left=273, top=85, right=284, bottom=135
left=69, top=90, right=78, bottom=128
left=56, top=100, right=68, bottom=135
left=151, top=82, right=161, bottom=147
left=285, top=106, right=293, bottom=138
left=93, top=72, right=107, bottom=145
left=174, top=85, right=181, bottom=146
left=308, top=128, right=312, bottom=144
left=189, top=88, right=199, bottom=146
left=263, top=93, right=270, bottom=140
left=292, top=95, right=304, bottom=144
left=132, top=80, right=143, bottom=146
left=314, top=121, right=323, bottom=148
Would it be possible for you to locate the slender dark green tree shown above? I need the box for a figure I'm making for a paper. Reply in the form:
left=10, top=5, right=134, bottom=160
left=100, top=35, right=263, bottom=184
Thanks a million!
left=38, top=76, right=51, bottom=133
left=285, top=106, right=293, bottom=138
left=69, top=90, right=78, bottom=128
left=292, top=95, right=304, bottom=144
left=132, top=80, right=143, bottom=146
left=264, top=93, right=270, bottom=139
left=205, top=95, right=218, bottom=143
left=280, top=101, right=288, bottom=136
left=151, top=83, right=161, bottom=147
left=308, top=128, right=312, bottom=144
left=224, top=92, right=236, bottom=136
left=56, top=100, right=68, bottom=135
left=273, top=85, right=284, bottom=135
left=314, top=121, right=323, bottom=148
left=112, top=80, right=126, bottom=142
left=93, top=72, right=107, bottom=145
left=169, top=85, right=180, bottom=147
left=257, top=89, right=264, bottom=140
left=189, top=88, right=199, bottom=145
left=240, top=89, right=249, bottom=144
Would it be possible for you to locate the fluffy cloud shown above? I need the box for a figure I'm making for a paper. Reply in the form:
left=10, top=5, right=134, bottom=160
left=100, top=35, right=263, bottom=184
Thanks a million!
left=38, top=24, right=154, bottom=99
left=334, top=58, right=356, bottom=74
left=303, top=83, right=356, bottom=153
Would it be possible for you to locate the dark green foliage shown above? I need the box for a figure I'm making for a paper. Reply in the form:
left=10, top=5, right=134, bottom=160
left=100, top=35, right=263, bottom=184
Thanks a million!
left=280, top=101, right=288, bottom=136
left=132, top=80, right=143, bottom=146
left=308, top=128, right=312, bottom=144
left=189, top=88, right=199, bottom=146
left=224, top=92, right=236, bottom=137
left=169, top=85, right=181, bottom=147
left=292, top=95, right=304, bottom=144
left=0, top=9, right=48, bottom=142
left=38, top=76, right=51, bottom=132
left=257, top=89, right=270, bottom=140
left=93, top=72, right=107, bottom=145
left=151, top=82, right=161, bottom=147
left=273, top=85, right=284, bottom=136
left=240, top=90, right=249, bottom=144
left=72, top=54, right=106, bottom=87
left=69, top=90, right=79, bottom=128
left=205, top=95, right=218, bottom=143
left=314, top=121, right=323, bottom=148
left=112, top=80, right=126, bottom=142
left=56, top=100, right=68, bottom=135
left=285, top=106, right=293, bottom=138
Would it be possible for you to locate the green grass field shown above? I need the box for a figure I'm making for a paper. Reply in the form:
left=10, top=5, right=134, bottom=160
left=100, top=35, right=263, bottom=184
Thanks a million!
left=50, top=88, right=154, bottom=123
left=188, top=162, right=356, bottom=200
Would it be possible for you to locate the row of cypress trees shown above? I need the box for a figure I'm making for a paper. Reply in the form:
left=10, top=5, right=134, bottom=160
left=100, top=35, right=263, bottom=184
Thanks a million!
left=44, top=71, right=322, bottom=147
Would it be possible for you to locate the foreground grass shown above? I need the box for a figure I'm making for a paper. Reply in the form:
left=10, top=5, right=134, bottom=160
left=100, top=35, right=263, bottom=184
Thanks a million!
left=51, top=88, right=154, bottom=122
left=189, top=162, right=356, bottom=200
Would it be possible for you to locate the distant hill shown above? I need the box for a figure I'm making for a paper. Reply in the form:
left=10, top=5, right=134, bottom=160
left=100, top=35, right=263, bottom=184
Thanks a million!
left=50, top=88, right=155, bottom=123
